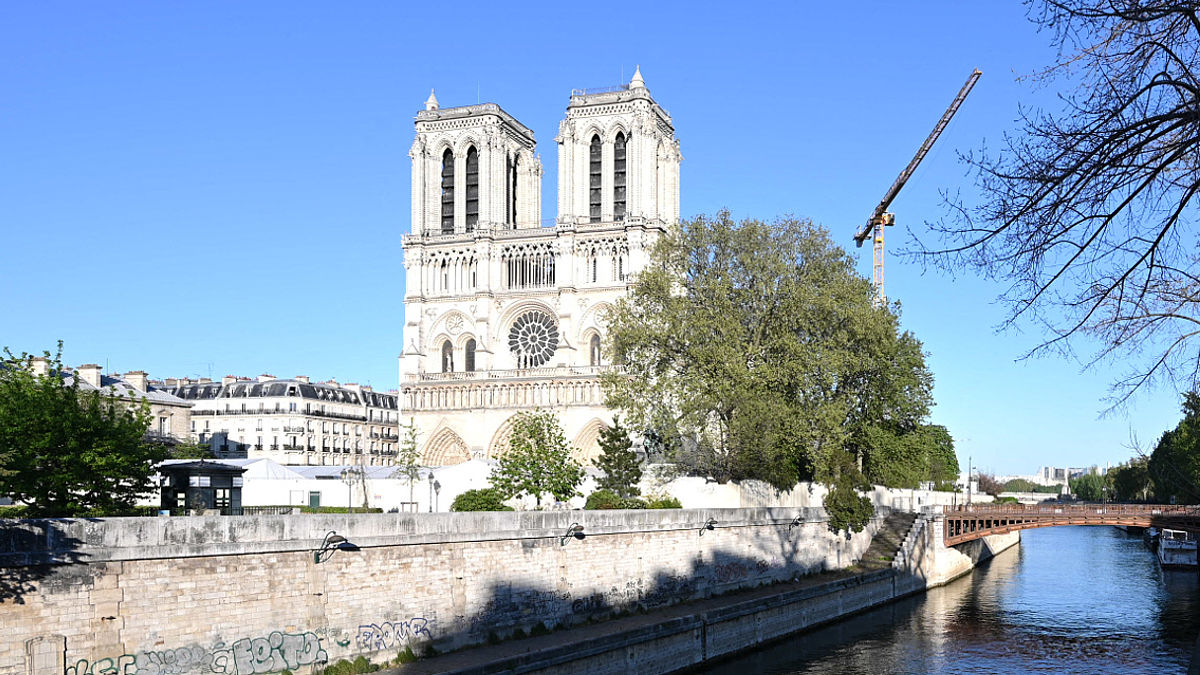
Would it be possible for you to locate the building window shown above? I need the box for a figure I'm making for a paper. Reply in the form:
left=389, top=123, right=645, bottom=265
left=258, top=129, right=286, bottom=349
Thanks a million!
left=590, top=334, right=602, bottom=366
left=159, top=416, right=170, bottom=434
left=507, top=154, right=519, bottom=228
left=589, top=135, right=602, bottom=222
left=441, top=340, right=454, bottom=373
left=614, top=132, right=627, bottom=220
left=465, top=339, right=476, bottom=372
left=465, top=146, right=479, bottom=231
left=214, top=488, right=231, bottom=508
left=440, top=148, right=454, bottom=233
left=509, top=310, right=559, bottom=369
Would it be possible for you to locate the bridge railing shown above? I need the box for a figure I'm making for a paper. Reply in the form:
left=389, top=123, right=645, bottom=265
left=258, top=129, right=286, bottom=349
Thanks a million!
left=942, top=503, right=1200, bottom=517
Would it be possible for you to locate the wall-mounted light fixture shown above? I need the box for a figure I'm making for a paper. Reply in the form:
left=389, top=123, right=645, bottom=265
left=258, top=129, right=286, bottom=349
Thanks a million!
left=561, top=522, right=585, bottom=546
left=699, top=518, right=718, bottom=536
left=788, top=515, right=804, bottom=539
left=314, top=530, right=358, bottom=563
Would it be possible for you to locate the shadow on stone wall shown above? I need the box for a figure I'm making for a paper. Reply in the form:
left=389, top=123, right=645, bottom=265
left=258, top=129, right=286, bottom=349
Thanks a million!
left=420, top=520, right=881, bottom=655
left=0, top=518, right=86, bottom=604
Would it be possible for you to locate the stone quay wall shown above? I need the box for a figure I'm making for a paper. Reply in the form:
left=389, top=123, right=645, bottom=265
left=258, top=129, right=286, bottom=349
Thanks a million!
left=1, top=508, right=886, bottom=675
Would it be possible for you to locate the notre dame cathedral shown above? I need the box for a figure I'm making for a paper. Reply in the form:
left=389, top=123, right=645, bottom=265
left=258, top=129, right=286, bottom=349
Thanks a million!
left=398, top=68, right=682, bottom=465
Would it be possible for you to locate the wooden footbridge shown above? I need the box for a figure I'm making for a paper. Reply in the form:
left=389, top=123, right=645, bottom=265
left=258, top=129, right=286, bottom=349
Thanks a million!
left=942, top=503, right=1200, bottom=546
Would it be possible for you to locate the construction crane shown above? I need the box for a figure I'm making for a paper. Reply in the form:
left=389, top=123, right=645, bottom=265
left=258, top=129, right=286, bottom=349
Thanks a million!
left=854, top=68, right=982, bottom=305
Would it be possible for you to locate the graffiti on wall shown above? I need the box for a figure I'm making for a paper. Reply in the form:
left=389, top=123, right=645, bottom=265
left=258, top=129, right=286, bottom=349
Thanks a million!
left=353, top=618, right=432, bottom=651
left=65, top=632, right=328, bottom=675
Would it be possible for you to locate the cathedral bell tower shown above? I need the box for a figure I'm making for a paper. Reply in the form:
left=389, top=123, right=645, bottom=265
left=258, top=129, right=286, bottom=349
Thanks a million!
left=556, top=67, right=681, bottom=227
left=409, top=91, right=542, bottom=235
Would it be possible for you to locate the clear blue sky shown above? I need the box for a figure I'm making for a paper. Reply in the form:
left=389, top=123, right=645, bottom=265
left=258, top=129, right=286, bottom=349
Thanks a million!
left=0, top=1, right=1184, bottom=475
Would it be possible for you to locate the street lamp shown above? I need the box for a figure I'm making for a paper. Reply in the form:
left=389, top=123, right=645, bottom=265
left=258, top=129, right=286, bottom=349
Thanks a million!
left=427, top=472, right=441, bottom=513
left=340, top=465, right=364, bottom=514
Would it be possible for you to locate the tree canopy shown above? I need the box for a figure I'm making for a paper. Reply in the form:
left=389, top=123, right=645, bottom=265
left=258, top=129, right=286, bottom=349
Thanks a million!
left=925, top=0, right=1200, bottom=406
left=603, top=211, right=942, bottom=530
left=489, top=410, right=585, bottom=507
left=1148, top=391, right=1200, bottom=503
left=0, top=345, right=166, bottom=517
left=592, top=416, right=642, bottom=498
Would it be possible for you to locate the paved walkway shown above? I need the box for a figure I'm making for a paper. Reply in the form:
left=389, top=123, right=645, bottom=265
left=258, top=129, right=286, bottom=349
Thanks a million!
left=381, top=565, right=876, bottom=675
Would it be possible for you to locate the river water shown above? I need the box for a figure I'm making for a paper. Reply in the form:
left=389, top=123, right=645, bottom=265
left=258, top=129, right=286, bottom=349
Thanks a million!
left=700, top=526, right=1200, bottom=674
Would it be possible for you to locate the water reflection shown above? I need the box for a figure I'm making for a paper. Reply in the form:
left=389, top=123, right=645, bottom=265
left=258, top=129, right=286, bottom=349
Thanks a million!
left=700, top=526, right=1199, bottom=674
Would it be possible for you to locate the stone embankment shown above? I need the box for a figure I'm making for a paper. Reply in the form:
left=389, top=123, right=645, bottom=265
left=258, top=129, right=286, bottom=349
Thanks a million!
left=1, top=507, right=1016, bottom=675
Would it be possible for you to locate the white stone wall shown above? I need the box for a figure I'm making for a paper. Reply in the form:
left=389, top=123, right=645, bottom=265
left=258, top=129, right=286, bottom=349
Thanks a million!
left=2, top=508, right=883, bottom=675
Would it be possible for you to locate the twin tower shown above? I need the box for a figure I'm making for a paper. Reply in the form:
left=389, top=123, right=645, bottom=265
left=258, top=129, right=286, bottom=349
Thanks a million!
left=408, top=67, right=681, bottom=237
left=399, top=69, right=682, bottom=466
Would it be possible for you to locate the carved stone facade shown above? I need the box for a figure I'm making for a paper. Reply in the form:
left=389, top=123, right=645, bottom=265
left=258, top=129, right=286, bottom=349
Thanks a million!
left=400, top=69, right=681, bottom=466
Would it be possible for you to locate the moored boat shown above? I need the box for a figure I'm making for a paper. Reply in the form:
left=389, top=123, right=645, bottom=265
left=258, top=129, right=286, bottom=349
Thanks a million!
left=1156, top=529, right=1197, bottom=569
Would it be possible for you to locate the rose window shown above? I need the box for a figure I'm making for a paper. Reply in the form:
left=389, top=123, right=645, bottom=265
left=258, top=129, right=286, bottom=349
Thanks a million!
left=509, top=311, right=559, bottom=368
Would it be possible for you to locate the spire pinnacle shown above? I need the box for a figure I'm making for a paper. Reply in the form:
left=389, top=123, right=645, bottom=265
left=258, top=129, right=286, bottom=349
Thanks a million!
left=424, top=89, right=439, bottom=111
left=630, top=65, right=645, bottom=89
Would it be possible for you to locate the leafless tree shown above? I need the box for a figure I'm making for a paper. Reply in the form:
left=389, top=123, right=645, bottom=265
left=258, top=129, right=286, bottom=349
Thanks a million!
left=923, top=1, right=1200, bottom=408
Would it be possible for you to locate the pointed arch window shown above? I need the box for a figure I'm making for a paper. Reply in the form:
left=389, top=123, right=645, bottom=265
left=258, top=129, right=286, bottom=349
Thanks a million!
left=465, top=146, right=479, bottom=231
left=441, top=340, right=454, bottom=373
left=507, top=154, right=519, bottom=228
left=614, top=132, right=627, bottom=220
left=589, top=334, right=602, bottom=366
left=440, top=149, right=455, bottom=234
left=589, top=135, right=602, bottom=222
left=465, top=339, right=477, bottom=372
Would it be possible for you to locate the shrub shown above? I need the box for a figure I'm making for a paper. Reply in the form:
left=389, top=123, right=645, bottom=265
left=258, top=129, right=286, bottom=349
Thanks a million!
left=994, top=496, right=1019, bottom=504
left=451, top=488, right=514, bottom=512
left=0, top=505, right=29, bottom=518
left=646, top=496, right=682, bottom=509
left=618, top=497, right=647, bottom=509
left=393, top=647, right=417, bottom=665
left=584, top=489, right=621, bottom=510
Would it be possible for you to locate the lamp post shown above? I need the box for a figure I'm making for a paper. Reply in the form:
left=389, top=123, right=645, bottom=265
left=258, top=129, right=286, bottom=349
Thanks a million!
left=434, top=479, right=441, bottom=512
left=428, top=472, right=434, bottom=513
left=340, top=465, right=364, bottom=514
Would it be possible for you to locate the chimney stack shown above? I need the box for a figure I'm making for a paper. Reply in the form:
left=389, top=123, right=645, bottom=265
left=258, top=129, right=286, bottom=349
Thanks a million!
left=124, top=371, right=149, bottom=392
left=295, top=375, right=310, bottom=383
left=258, top=374, right=276, bottom=383
left=29, top=356, right=49, bottom=377
left=77, top=364, right=102, bottom=388
left=222, top=375, right=237, bottom=386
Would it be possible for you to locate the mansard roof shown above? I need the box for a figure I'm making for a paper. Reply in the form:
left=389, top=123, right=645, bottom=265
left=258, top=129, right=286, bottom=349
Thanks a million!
left=162, top=378, right=398, bottom=409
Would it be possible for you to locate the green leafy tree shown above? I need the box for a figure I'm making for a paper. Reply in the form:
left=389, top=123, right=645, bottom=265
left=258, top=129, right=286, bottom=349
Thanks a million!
left=391, top=418, right=421, bottom=504
left=592, top=416, right=642, bottom=497
left=0, top=344, right=166, bottom=517
left=859, top=423, right=959, bottom=489
left=1148, top=392, right=1200, bottom=503
left=1070, top=471, right=1113, bottom=502
left=602, top=211, right=934, bottom=531
left=166, top=440, right=213, bottom=460
left=490, top=410, right=585, bottom=507
left=823, top=449, right=875, bottom=534
left=1110, top=457, right=1152, bottom=502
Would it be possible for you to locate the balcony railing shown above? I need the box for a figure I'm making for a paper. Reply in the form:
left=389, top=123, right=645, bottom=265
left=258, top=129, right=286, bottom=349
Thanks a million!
left=411, top=364, right=621, bottom=383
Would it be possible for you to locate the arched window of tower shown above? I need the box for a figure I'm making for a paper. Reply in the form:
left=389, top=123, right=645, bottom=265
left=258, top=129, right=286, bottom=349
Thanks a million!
left=589, top=135, right=602, bottom=222
left=465, top=339, right=477, bottom=372
left=589, top=334, right=602, bottom=366
left=441, top=340, right=454, bottom=373
left=465, top=146, right=479, bottom=231
left=440, top=148, right=454, bottom=234
left=507, top=153, right=519, bottom=228
left=614, top=132, right=627, bottom=220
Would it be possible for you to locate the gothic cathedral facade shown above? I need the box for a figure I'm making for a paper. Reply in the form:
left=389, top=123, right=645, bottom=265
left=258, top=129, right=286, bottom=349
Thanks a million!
left=399, top=70, right=681, bottom=465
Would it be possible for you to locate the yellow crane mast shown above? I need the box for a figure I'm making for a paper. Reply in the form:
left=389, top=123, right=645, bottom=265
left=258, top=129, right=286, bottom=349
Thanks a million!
left=854, top=68, right=982, bottom=305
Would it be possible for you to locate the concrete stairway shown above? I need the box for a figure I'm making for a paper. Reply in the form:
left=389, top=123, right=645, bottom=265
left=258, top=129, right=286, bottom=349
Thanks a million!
left=856, top=511, right=918, bottom=571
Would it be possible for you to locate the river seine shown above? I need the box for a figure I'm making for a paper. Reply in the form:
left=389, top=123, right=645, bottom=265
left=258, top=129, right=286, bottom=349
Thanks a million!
left=700, top=525, right=1200, bottom=674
